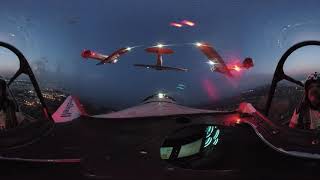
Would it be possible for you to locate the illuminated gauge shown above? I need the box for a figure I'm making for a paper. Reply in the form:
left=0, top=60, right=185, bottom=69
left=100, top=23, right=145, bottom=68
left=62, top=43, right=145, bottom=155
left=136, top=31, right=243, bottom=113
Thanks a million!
left=204, top=126, right=220, bottom=148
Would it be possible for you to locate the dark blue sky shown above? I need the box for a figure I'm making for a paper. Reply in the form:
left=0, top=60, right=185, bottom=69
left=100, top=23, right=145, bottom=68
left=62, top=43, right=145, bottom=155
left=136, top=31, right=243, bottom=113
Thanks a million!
left=1, top=0, right=320, bottom=108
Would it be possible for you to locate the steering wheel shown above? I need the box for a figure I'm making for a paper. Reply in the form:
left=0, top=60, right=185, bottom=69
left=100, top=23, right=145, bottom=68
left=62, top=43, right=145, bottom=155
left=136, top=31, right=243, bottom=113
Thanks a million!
left=0, top=41, right=53, bottom=122
left=265, top=41, right=320, bottom=116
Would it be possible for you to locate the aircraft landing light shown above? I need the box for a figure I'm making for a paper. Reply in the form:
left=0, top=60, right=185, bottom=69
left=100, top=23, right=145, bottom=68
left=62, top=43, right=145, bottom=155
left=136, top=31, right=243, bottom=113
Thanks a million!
left=195, top=42, right=203, bottom=47
left=158, top=93, right=165, bottom=99
left=157, top=44, right=164, bottom=48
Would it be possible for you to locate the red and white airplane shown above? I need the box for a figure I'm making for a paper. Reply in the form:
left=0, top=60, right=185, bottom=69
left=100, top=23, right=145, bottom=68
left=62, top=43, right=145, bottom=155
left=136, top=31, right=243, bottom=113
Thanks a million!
left=81, top=47, right=131, bottom=65
left=196, top=42, right=254, bottom=77
left=134, top=44, right=188, bottom=72
left=170, top=20, right=196, bottom=28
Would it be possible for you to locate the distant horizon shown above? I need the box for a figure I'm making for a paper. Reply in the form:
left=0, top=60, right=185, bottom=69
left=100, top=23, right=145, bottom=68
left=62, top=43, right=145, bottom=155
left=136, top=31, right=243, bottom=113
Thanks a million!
left=1, top=68, right=314, bottom=108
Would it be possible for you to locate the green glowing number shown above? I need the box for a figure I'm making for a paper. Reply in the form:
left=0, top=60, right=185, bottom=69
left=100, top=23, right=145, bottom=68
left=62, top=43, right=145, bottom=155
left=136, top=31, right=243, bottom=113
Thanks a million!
left=213, top=138, right=219, bottom=145
left=205, top=126, right=213, bottom=138
left=213, top=129, right=220, bottom=140
left=204, top=126, right=220, bottom=148
left=204, top=137, right=213, bottom=148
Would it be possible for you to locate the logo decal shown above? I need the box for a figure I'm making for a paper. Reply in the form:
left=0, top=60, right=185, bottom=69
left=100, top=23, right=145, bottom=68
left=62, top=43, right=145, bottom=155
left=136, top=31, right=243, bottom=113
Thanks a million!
left=61, top=98, right=74, bottom=117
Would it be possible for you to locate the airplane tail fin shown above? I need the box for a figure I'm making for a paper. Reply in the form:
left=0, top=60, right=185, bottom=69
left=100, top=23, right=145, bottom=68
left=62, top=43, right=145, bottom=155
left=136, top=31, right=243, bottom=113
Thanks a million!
left=242, top=57, right=254, bottom=69
left=81, top=49, right=91, bottom=60
left=52, top=95, right=88, bottom=123
left=96, top=61, right=104, bottom=65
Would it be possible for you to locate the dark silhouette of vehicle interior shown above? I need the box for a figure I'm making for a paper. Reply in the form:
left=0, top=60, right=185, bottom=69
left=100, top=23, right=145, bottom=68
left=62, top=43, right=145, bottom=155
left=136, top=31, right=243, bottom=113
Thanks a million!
left=1, top=41, right=320, bottom=179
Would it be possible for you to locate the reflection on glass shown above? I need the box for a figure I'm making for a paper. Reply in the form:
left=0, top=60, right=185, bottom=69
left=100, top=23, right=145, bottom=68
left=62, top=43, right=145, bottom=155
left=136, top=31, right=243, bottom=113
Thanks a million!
left=160, top=147, right=173, bottom=160
left=269, top=46, right=320, bottom=126
left=268, top=82, right=303, bottom=125
left=177, top=139, right=202, bottom=158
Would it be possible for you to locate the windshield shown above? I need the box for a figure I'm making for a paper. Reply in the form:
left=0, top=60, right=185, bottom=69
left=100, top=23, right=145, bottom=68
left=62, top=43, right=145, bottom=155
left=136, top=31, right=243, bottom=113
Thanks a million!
left=0, top=1, right=320, bottom=117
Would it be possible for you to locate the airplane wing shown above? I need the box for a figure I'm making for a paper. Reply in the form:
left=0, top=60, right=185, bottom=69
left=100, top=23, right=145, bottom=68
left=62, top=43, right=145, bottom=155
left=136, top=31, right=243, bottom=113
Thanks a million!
left=198, top=44, right=233, bottom=77
left=92, top=95, right=217, bottom=119
left=96, top=56, right=114, bottom=65
left=156, top=65, right=188, bottom=72
left=134, top=64, right=188, bottom=72
left=96, top=62, right=103, bottom=65
left=96, top=60, right=108, bottom=65
left=96, top=48, right=129, bottom=65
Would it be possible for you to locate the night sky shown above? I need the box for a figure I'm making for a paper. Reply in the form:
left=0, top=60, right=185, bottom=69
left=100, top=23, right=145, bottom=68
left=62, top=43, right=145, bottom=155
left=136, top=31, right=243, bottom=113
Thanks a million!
left=1, top=0, right=320, bottom=108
